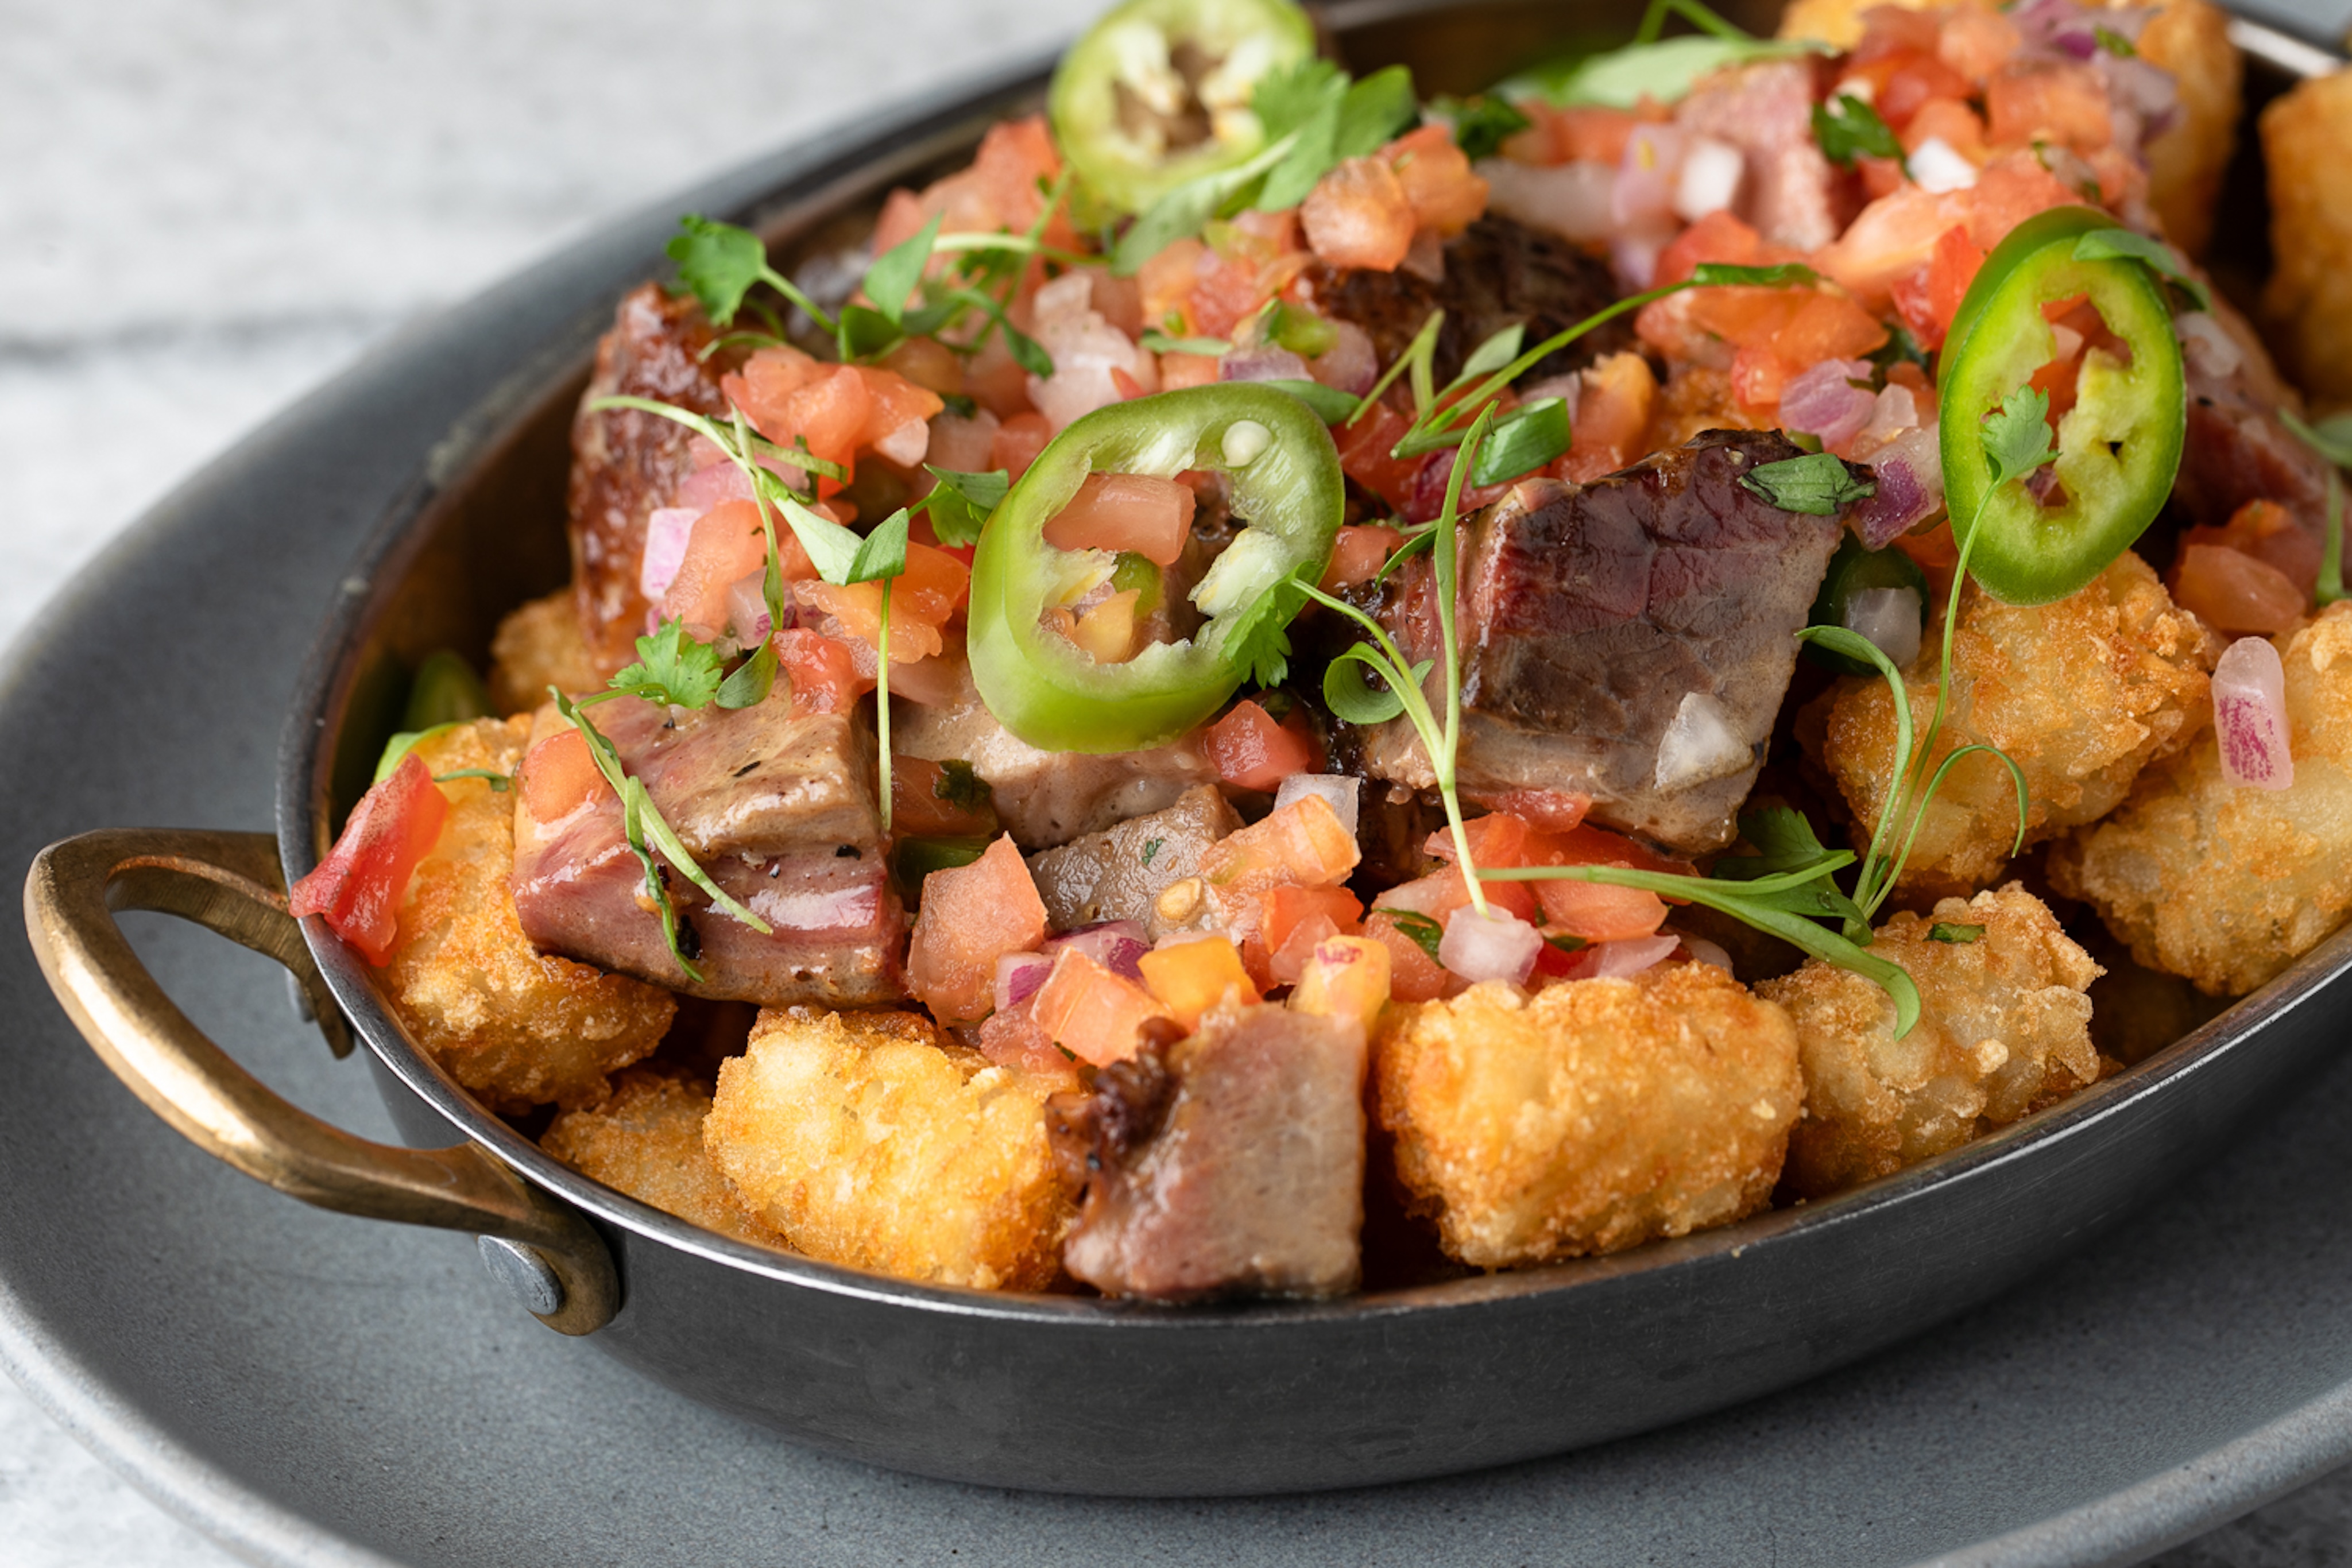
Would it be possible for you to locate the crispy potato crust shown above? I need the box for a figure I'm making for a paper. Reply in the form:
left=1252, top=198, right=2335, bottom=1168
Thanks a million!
left=386, top=719, right=675, bottom=1112
left=2050, top=603, right=2352, bottom=995
left=1758, top=884, right=2103, bottom=1199
left=1813, top=552, right=2211, bottom=896
left=2262, top=66, right=2352, bottom=411
left=1372, top=964, right=1803, bottom=1268
left=705, top=1006, right=1074, bottom=1290
left=541, top=1068, right=785, bottom=1248
left=488, top=589, right=605, bottom=715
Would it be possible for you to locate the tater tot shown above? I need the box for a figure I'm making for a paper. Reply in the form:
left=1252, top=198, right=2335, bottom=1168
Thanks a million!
left=2132, top=0, right=2241, bottom=260
left=1812, top=552, right=2211, bottom=897
left=2050, top=603, right=2352, bottom=996
left=488, top=588, right=606, bottom=715
left=2262, top=66, right=2352, bottom=411
left=1372, top=965, right=1803, bottom=1268
left=705, top=1006, right=1074, bottom=1290
left=541, top=1068, right=785, bottom=1249
left=1758, top=884, right=2103, bottom=1200
left=385, top=718, right=675, bottom=1112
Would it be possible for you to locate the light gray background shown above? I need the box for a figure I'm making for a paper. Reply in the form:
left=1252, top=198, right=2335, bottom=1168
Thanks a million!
left=5, top=1, right=2351, bottom=1562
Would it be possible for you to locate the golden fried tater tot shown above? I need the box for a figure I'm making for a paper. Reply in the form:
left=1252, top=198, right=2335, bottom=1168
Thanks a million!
left=1813, top=552, right=2211, bottom=897
left=541, top=1068, right=785, bottom=1249
left=2133, top=0, right=2241, bottom=260
left=705, top=1006, right=1074, bottom=1290
left=2262, top=66, right=2352, bottom=410
left=1372, top=964, right=1802, bottom=1269
left=2050, top=603, right=2352, bottom=995
left=386, top=718, right=674, bottom=1112
left=1758, top=884, right=2103, bottom=1200
left=488, top=589, right=605, bottom=715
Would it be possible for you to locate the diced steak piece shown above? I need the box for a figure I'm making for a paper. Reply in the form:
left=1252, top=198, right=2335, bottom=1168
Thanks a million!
left=2175, top=327, right=2334, bottom=548
left=1673, top=58, right=1850, bottom=253
left=1050, top=1005, right=1367, bottom=1300
left=893, top=667, right=1219, bottom=849
left=1300, top=215, right=1635, bottom=386
left=1343, top=431, right=1849, bottom=854
left=568, top=283, right=740, bottom=675
left=510, top=688, right=904, bottom=1005
left=1026, top=784, right=1242, bottom=934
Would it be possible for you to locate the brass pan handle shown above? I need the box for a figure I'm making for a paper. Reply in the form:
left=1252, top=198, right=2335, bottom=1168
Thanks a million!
left=23, top=828, right=617, bottom=1335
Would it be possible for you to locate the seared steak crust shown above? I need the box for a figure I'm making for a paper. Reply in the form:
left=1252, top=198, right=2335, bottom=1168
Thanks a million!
left=1347, top=431, right=1849, bottom=853
left=1301, top=216, right=1635, bottom=386
left=568, top=284, right=740, bottom=674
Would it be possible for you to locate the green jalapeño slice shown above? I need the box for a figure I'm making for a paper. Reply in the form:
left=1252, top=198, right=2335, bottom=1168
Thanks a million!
left=966, top=383, right=1343, bottom=753
left=1939, top=206, right=2187, bottom=606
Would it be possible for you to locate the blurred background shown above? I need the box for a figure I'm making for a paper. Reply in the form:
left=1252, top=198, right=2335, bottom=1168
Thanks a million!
left=3, top=0, right=2350, bottom=1562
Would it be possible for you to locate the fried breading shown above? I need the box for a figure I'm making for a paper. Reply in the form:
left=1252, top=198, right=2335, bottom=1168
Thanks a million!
left=1371, top=964, right=1803, bottom=1268
left=2262, top=65, right=2352, bottom=410
left=705, top=1006, right=1075, bottom=1290
left=541, top=1068, right=785, bottom=1248
left=1812, top=551, right=2212, bottom=897
left=488, top=588, right=605, bottom=715
left=385, top=718, right=674, bottom=1112
left=2049, top=603, right=2352, bottom=995
left=1757, top=884, right=2103, bottom=1199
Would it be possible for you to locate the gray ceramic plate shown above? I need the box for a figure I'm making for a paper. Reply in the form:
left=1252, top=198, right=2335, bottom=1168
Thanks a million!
left=8, top=7, right=2352, bottom=1565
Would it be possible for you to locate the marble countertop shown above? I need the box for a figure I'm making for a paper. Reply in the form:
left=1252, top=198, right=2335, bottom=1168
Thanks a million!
left=4, top=1, right=2349, bottom=1562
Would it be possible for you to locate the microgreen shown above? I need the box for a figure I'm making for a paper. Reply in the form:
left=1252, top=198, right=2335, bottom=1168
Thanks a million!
left=1375, top=908, right=1446, bottom=963
left=2326, top=470, right=2346, bottom=607
left=1740, top=452, right=1877, bottom=515
left=668, top=215, right=838, bottom=335
left=1224, top=571, right=1314, bottom=689
left=2071, top=229, right=2214, bottom=314
left=607, top=617, right=725, bottom=708
left=1468, top=397, right=1572, bottom=486
left=1812, top=94, right=1902, bottom=167
left=1494, top=0, right=1819, bottom=110
left=2281, top=411, right=2351, bottom=606
left=1140, top=330, right=1234, bottom=356
left=1432, top=93, right=1533, bottom=162
left=1928, top=922, right=1985, bottom=943
left=1348, top=308, right=1446, bottom=427
left=2093, top=25, right=2137, bottom=56
left=1261, top=378, right=1365, bottom=424
left=863, top=213, right=944, bottom=327
left=914, top=466, right=1010, bottom=549
left=431, top=768, right=510, bottom=791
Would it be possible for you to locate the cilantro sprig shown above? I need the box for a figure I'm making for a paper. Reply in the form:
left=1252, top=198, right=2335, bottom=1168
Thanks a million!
left=1812, top=94, right=1902, bottom=167
left=1741, top=452, right=1876, bottom=515
left=669, top=214, right=839, bottom=336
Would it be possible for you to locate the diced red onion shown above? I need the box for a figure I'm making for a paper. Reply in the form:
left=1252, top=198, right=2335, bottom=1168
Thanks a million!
left=1027, top=270, right=1158, bottom=432
left=722, top=569, right=772, bottom=646
left=996, top=952, right=1054, bottom=1013
left=1274, top=773, right=1361, bottom=838
left=2095, top=52, right=2180, bottom=146
left=1220, top=344, right=1313, bottom=384
left=640, top=508, right=701, bottom=601
left=1851, top=382, right=1921, bottom=459
left=1557, top=933, right=1682, bottom=981
left=1611, top=228, right=1672, bottom=292
left=1780, top=358, right=1877, bottom=449
left=1611, top=125, right=1684, bottom=231
left=1854, top=425, right=1944, bottom=547
left=1043, top=920, right=1150, bottom=980
left=1672, top=136, right=1747, bottom=223
left=1438, top=905, right=1544, bottom=986
left=1310, top=321, right=1378, bottom=395
left=1477, top=158, right=1617, bottom=245
left=676, top=462, right=751, bottom=512
left=1906, top=137, right=1978, bottom=193
left=1844, top=584, right=1924, bottom=670
left=2214, top=635, right=2294, bottom=791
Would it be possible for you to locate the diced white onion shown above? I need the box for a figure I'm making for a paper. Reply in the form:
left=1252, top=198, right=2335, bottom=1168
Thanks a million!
left=1558, top=933, right=1682, bottom=981
left=1680, top=934, right=1735, bottom=972
left=639, top=507, right=700, bottom=601
left=1476, top=158, right=1618, bottom=245
left=2214, top=635, right=2294, bottom=790
left=1907, top=137, right=1979, bottom=193
left=1275, top=773, right=1361, bottom=837
left=1672, top=137, right=1747, bottom=223
left=1654, top=690, right=1751, bottom=791
left=873, top=418, right=931, bottom=467
left=1844, top=585, right=1924, bottom=671
left=1438, top=905, right=1543, bottom=986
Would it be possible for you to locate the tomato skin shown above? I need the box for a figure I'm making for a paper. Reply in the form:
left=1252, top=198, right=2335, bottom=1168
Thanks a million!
left=520, top=728, right=607, bottom=822
left=774, top=628, right=871, bottom=717
left=1043, top=472, right=1197, bottom=564
left=289, top=753, right=448, bottom=966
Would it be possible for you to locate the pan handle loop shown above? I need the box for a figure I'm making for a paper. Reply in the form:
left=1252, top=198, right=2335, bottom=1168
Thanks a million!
left=22, top=827, right=617, bottom=1335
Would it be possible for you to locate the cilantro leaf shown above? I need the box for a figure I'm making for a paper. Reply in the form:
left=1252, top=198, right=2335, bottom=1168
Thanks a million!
left=1739, top=452, right=1876, bottom=515
left=1253, top=57, right=1348, bottom=140
left=1928, top=922, right=1985, bottom=943
left=1496, top=33, right=1816, bottom=112
left=1113, top=134, right=1296, bottom=274
left=608, top=618, right=724, bottom=708
left=1812, top=94, right=1902, bottom=167
left=1713, top=805, right=1837, bottom=880
left=1335, top=67, right=1419, bottom=159
left=775, top=493, right=865, bottom=584
left=1433, top=94, right=1533, bottom=161
left=1374, top=908, right=1445, bottom=962
left=1980, top=385, right=2060, bottom=489
left=864, top=212, right=941, bottom=326
left=918, top=466, right=1009, bottom=548
left=2072, top=228, right=2214, bottom=313
left=1223, top=570, right=1312, bottom=688
left=667, top=215, right=765, bottom=327
left=714, top=639, right=778, bottom=710
left=2093, top=25, right=2137, bottom=56
left=846, top=508, right=911, bottom=586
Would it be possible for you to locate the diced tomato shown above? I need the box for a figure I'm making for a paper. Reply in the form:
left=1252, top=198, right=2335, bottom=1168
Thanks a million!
left=1139, top=238, right=1208, bottom=331
left=1198, top=793, right=1361, bottom=899
left=1375, top=865, right=1539, bottom=926
left=905, top=834, right=1047, bottom=1024
left=1202, top=699, right=1314, bottom=791
left=964, top=334, right=1035, bottom=420
left=2183, top=500, right=2322, bottom=598
left=1937, top=5, right=2022, bottom=83
left=1302, top=157, right=1416, bottom=272
left=1985, top=61, right=2113, bottom=153
left=1262, top=884, right=1365, bottom=955
left=2171, top=544, right=2308, bottom=636
left=1544, top=822, right=1695, bottom=877
left=877, top=337, right=964, bottom=398
left=1561, top=351, right=1655, bottom=483
left=1031, top=947, right=1169, bottom=1066
left=1530, top=104, right=1647, bottom=166
left=1890, top=224, right=1985, bottom=351
left=1138, top=934, right=1259, bottom=1031
left=1362, top=911, right=1454, bottom=1002
left=1876, top=55, right=1972, bottom=130
left=1288, top=935, right=1392, bottom=1026
left=1530, top=879, right=1669, bottom=942
left=852, top=366, right=946, bottom=464
left=658, top=500, right=772, bottom=637
left=1386, top=124, right=1488, bottom=239
left=975, top=996, right=1077, bottom=1081
left=798, top=541, right=970, bottom=665
left=1043, top=471, right=1197, bottom=565
left=520, top=727, right=608, bottom=822
left=1158, top=352, right=1220, bottom=390
left=891, top=757, right=1000, bottom=838
left=288, top=753, right=449, bottom=966
left=1963, top=152, right=2082, bottom=254
left=1321, top=524, right=1404, bottom=590
left=1901, top=98, right=1989, bottom=161
left=1730, top=344, right=1793, bottom=412
left=1474, top=789, right=1591, bottom=832
left=990, top=411, right=1054, bottom=481
left=1853, top=5, right=1941, bottom=64
left=1336, top=402, right=1422, bottom=512
left=774, top=628, right=871, bottom=717
left=972, top=117, right=1069, bottom=241
left=724, top=353, right=872, bottom=498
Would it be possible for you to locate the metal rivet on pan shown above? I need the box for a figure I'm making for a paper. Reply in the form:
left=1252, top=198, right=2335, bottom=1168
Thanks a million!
left=478, top=1236, right=564, bottom=1317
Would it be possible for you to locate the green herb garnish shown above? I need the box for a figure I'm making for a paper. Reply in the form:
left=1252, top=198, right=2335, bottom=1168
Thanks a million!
left=1141, top=837, right=1165, bottom=868
left=668, top=214, right=838, bottom=335
left=1375, top=908, right=1446, bottom=962
left=2071, top=229, right=2214, bottom=313
left=1928, top=922, right=1984, bottom=943
left=1812, top=94, right=1902, bottom=167
left=1740, top=452, right=1877, bottom=515
left=1433, top=94, right=1533, bottom=162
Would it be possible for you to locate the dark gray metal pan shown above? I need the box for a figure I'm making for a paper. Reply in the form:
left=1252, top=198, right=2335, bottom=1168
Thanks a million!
left=25, top=0, right=2349, bottom=1499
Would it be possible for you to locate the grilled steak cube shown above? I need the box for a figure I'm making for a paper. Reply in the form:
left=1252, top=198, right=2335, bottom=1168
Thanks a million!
left=1025, top=784, right=1243, bottom=935
left=1051, top=1004, right=1367, bottom=1300
left=1344, top=431, right=1850, bottom=854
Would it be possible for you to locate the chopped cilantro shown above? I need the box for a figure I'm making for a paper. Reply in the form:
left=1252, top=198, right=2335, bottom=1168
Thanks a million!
left=1433, top=94, right=1533, bottom=161
left=1141, top=837, right=1165, bottom=868
left=607, top=618, right=725, bottom=709
left=1812, top=94, right=1902, bottom=167
left=1739, top=452, right=1877, bottom=515
left=1928, top=922, right=1985, bottom=943
left=1376, top=909, right=1446, bottom=962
